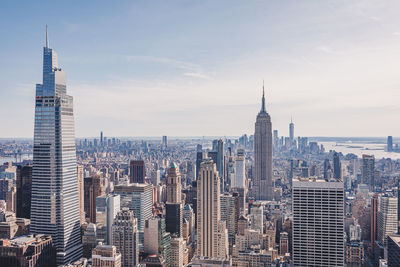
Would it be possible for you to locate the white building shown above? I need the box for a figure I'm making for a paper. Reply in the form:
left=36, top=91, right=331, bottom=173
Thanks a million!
left=292, top=178, right=345, bottom=267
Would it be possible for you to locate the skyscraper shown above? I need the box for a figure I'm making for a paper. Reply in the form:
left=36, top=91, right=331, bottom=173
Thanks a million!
left=253, top=85, right=273, bottom=200
left=216, top=139, right=225, bottom=192
left=292, top=177, right=345, bottom=267
left=100, top=131, right=103, bottom=146
left=166, top=162, right=183, bottom=237
left=16, top=164, right=32, bottom=219
left=377, top=195, right=398, bottom=245
left=112, top=208, right=139, bottom=267
left=30, top=27, right=82, bottom=264
left=96, top=194, right=120, bottom=244
left=362, top=154, right=375, bottom=191
left=196, top=159, right=228, bottom=258
left=333, top=152, right=341, bottom=180
left=233, top=149, right=246, bottom=189
left=388, top=136, right=393, bottom=152
left=162, top=136, right=168, bottom=150
left=130, top=160, right=145, bottom=183
left=289, top=117, right=294, bottom=143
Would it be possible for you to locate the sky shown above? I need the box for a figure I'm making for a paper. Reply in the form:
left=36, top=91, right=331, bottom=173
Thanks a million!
left=1, top=0, right=400, bottom=138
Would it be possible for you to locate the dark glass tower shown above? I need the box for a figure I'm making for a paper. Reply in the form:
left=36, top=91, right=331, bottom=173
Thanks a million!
left=30, top=27, right=82, bottom=265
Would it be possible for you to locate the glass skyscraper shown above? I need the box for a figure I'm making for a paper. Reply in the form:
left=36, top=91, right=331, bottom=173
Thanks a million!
left=30, top=27, right=82, bottom=265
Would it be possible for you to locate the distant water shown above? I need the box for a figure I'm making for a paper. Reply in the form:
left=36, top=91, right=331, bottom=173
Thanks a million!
left=321, top=141, right=400, bottom=160
left=0, top=154, right=33, bottom=165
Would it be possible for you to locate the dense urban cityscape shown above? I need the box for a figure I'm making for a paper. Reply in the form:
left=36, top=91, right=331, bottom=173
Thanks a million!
left=2, top=2, right=400, bottom=267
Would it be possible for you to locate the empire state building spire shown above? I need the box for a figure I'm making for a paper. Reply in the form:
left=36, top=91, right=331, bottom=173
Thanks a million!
left=260, top=81, right=266, bottom=113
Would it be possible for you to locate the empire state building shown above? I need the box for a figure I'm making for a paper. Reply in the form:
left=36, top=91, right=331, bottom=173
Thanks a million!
left=253, top=85, right=273, bottom=200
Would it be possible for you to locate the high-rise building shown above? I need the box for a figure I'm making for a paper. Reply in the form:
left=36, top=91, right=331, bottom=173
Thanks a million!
left=114, top=183, right=152, bottom=250
left=130, top=160, right=145, bottom=183
left=362, top=155, right=375, bottom=191
left=253, top=85, right=273, bottom=200
left=388, top=235, right=400, bottom=267
left=82, top=223, right=97, bottom=259
left=333, top=152, right=342, bottom=180
left=30, top=27, right=82, bottom=265
left=250, top=204, right=263, bottom=234
left=144, top=216, right=171, bottom=264
left=289, top=117, right=294, bottom=143
left=220, top=193, right=236, bottom=251
left=0, top=178, right=12, bottom=201
left=377, top=195, right=398, bottom=245
left=196, top=151, right=203, bottom=180
left=100, top=131, right=103, bottom=146
left=196, top=159, right=228, bottom=258
left=166, top=162, right=183, bottom=237
left=371, top=194, right=379, bottom=252
left=292, top=177, right=345, bottom=267
left=16, top=165, right=32, bottom=219
left=170, top=236, right=185, bottom=267
left=84, top=173, right=106, bottom=223
left=162, top=136, right=168, bottom=150
left=233, top=149, right=246, bottom=189
left=96, top=194, right=120, bottom=244
left=216, top=139, right=225, bottom=192
left=388, top=136, right=393, bottom=152
left=77, top=165, right=85, bottom=225
left=112, top=208, right=139, bottom=267
left=92, top=244, right=122, bottom=267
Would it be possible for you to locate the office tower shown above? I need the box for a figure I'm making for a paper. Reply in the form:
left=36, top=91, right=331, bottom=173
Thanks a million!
left=388, top=136, right=393, bottom=152
left=371, top=194, right=379, bottom=252
left=253, top=86, right=273, bottom=200
left=233, top=149, right=246, bottom=189
left=92, top=244, right=122, bottom=267
left=196, top=159, right=228, bottom=258
left=77, top=165, right=85, bottom=225
left=216, top=139, right=225, bottom=192
left=333, top=152, right=341, bottom=179
left=5, top=187, right=16, bottom=213
left=166, top=162, right=183, bottom=237
left=30, top=27, right=82, bottom=265
left=273, top=130, right=279, bottom=149
left=96, top=194, right=120, bottom=244
left=170, top=236, right=184, bottom=267
left=323, top=159, right=332, bottom=179
left=220, top=193, right=236, bottom=251
left=183, top=204, right=196, bottom=244
left=280, top=232, right=289, bottom=255
left=84, top=173, right=106, bottom=223
left=0, top=234, right=56, bottom=267
left=250, top=204, right=263, bottom=233
left=100, top=131, right=103, bottom=146
left=16, top=165, right=32, bottom=219
left=388, top=235, right=400, bottom=266
left=362, top=154, right=375, bottom=191
left=151, top=169, right=161, bottom=186
left=292, top=177, right=345, bottom=267
left=207, top=151, right=218, bottom=166
left=114, top=183, right=152, bottom=250
left=378, top=195, right=398, bottom=244
left=82, top=223, right=97, bottom=259
left=0, top=178, right=12, bottom=200
left=196, top=151, right=203, bottom=180
left=162, top=135, right=168, bottom=150
left=112, top=208, right=139, bottom=267
left=130, top=160, right=145, bottom=183
left=144, top=217, right=171, bottom=264
left=289, top=117, right=294, bottom=143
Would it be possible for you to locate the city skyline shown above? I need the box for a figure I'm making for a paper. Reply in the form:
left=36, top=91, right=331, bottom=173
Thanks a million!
left=1, top=1, right=400, bottom=137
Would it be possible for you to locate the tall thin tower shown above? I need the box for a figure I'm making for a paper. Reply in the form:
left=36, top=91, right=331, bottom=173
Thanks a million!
left=166, top=162, right=183, bottom=237
left=30, top=26, right=82, bottom=265
left=289, top=117, right=294, bottom=143
left=253, top=83, right=273, bottom=200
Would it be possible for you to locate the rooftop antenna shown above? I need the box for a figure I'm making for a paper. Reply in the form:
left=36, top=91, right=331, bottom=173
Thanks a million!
left=45, top=25, right=49, bottom=48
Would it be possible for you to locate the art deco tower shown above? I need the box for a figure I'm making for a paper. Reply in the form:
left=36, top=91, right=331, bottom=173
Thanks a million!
left=30, top=27, right=82, bottom=265
left=253, top=84, right=273, bottom=200
left=165, top=162, right=183, bottom=237
left=197, top=159, right=228, bottom=258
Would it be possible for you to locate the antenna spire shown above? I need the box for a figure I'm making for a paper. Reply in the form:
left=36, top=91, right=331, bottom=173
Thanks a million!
left=261, top=80, right=266, bottom=113
left=45, top=25, right=49, bottom=48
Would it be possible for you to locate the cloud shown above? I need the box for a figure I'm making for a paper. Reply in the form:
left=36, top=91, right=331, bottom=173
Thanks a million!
left=183, top=72, right=213, bottom=80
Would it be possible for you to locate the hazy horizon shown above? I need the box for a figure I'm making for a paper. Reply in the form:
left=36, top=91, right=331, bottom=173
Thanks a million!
left=1, top=0, right=400, bottom=138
